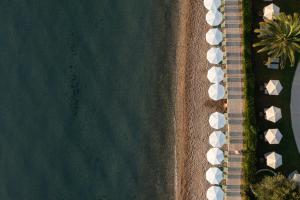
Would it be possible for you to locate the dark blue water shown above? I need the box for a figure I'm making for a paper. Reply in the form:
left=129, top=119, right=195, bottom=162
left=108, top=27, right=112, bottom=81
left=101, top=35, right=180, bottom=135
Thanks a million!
left=0, top=1, right=175, bottom=199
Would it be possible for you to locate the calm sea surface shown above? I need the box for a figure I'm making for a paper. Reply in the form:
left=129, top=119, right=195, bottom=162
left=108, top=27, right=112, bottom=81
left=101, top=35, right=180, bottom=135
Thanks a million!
left=0, top=1, right=175, bottom=199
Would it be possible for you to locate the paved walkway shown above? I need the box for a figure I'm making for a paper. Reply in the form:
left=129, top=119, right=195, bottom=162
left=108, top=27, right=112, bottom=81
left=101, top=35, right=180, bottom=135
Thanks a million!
left=223, top=0, right=244, bottom=199
left=290, top=61, right=300, bottom=153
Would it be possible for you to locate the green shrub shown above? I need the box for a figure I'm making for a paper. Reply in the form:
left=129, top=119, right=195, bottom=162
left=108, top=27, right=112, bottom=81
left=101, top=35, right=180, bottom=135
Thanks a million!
left=253, top=174, right=300, bottom=200
left=242, top=0, right=257, bottom=199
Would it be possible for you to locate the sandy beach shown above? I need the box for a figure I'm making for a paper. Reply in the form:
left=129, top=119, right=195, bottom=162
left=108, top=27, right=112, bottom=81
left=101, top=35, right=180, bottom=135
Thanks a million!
left=174, top=0, right=225, bottom=199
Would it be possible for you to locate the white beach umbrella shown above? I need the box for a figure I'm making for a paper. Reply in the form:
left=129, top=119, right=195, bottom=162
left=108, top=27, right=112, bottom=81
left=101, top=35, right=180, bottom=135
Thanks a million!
left=265, top=106, right=282, bottom=123
left=265, top=152, right=282, bottom=169
left=208, top=84, right=225, bottom=101
left=266, top=80, right=283, bottom=95
left=207, top=186, right=224, bottom=200
left=206, top=10, right=223, bottom=26
left=206, top=28, right=223, bottom=45
left=206, top=167, right=224, bottom=184
left=207, top=66, right=225, bottom=83
left=292, top=174, right=300, bottom=185
left=206, top=148, right=224, bottom=165
left=263, top=3, right=280, bottom=20
left=265, top=129, right=282, bottom=144
left=209, top=112, right=226, bottom=129
left=209, top=131, right=226, bottom=147
left=204, top=0, right=221, bottom=10
left=207, top=47, right=223, bottom=64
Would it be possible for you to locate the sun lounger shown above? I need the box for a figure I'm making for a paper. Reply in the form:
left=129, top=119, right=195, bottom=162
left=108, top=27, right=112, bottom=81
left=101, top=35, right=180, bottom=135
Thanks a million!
left=268, top=63, right=279, bottom=69
left=265, top=57, right=280, bottom=69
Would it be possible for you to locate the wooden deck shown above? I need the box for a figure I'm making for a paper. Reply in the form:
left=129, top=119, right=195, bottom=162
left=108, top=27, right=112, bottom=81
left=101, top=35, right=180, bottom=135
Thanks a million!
left=223, top=0, right=244, bottom=199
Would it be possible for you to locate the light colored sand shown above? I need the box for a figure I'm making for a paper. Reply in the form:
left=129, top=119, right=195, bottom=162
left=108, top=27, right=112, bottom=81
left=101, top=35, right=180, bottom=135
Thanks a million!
left=290, top=61, right=300, bottom=153
left=175, top=0, right=225, bottom=199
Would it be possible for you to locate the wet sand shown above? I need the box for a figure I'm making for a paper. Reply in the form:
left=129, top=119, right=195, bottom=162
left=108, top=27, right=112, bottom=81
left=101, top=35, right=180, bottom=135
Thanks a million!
left=174, top=0, right=225, bottom=199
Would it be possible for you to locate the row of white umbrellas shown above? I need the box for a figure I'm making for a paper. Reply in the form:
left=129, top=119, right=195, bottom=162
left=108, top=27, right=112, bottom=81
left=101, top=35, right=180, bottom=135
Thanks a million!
left=206, top=37, right=224, bottom=101
left=204, top=1, right=225, bottom=199
left=261, top=4, right=283, bottom=171
left=204, top=5, right=283, bottom=197
left=264, top=108, right=283, bottom=168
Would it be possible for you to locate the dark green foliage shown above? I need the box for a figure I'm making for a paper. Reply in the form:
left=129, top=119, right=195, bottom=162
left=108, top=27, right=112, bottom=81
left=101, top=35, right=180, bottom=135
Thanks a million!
left=253, top=13, right=300, bottom=68
left=242, top=0, right=257, bottom=199
left=253, top=174, right=300, bottom=200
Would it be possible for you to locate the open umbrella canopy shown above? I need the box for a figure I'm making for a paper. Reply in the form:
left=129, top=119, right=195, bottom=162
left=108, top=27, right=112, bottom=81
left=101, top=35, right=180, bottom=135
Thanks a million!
left=266, top=80, right=283, bottom=95
left=207, top=148, right=224, bottom=165
left=265, top=152, right=282, bottom=169
left=263, top=3, right=280, bottom=20
left=292, top=174, right=300, bottom=185
left=209, top=112, right=226, bottom=129
left=207, top=66, right=225, bottom=83
left=206, top=28, right=223, bottom=45
left=206, top=167, right=223, bottom=184
left=265, top=129, right=282, bottom=144
left=204, top=0, right=221, bottom=10
left=206, top=10, right=223, bottom=26
left=207, top=186, right=224, bottom=200
left=209, top=131, right=226, bottom=147
left=208, top=84, right=225, bottom=101
left=207, top=47, right=223, bottom=64
left=265, top=106, right=282, bottom=123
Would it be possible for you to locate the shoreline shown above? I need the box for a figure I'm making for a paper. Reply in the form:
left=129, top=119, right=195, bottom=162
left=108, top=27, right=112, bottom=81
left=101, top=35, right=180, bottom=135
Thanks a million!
left=173, top=0, right=189, bottom=199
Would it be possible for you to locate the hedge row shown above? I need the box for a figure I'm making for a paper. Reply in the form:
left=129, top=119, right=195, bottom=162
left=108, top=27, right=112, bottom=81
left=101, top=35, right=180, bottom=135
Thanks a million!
left=242, top=0, right=257, bottom=199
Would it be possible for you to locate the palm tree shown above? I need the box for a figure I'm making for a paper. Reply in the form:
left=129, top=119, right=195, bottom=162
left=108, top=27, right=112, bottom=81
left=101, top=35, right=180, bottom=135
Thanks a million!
left=253, top=13, right=300, bottom=68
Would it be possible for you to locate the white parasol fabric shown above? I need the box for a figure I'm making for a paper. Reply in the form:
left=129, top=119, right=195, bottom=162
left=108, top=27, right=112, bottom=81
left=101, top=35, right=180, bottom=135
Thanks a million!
left=266, top=80, right=283, bottom=95
left=206, top=167, right=224, bottom=184
left=265, top=152, right=282, bottom=169
left=207, top=66, right=225, bottom=83
left=263, top=3, right=280, bottom=20
left=209, top=131, right=226, bottom=147
left=204, top=0, right=221, bottom=10
left=206, top=28, right=223, bottom=45
left=207, top=47, right=223, bottom=64
left=265, top=129, right=282, bottom=144
left=209, top=112, right=226, bottom=129
left=206, top=10, right=223, bottom=26
left=292, top=174, right=300, bottom=185
left=206, top=148, right=224, bottom=165
left=208, top=84, right=225, bottom=101
left=207, top=186, right=224, bottom=200
left=265, top=106, right=282, bottom=123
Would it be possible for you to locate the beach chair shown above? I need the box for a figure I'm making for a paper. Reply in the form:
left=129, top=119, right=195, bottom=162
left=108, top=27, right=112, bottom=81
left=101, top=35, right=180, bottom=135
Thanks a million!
left=265, top=57, right=280, bottom=69
left=264, top=83, right=268, bottom=94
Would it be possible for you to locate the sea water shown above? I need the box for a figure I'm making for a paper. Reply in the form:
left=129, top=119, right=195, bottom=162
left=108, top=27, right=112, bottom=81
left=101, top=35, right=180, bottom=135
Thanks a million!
left=0, top=0, right=175, bottom=199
